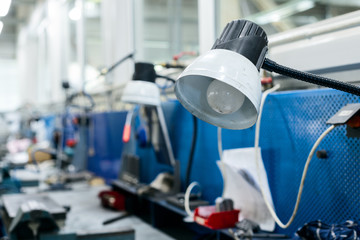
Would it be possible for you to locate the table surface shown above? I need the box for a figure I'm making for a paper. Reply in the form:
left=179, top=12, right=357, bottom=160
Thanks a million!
left=3, top=185, right=175, bottom=240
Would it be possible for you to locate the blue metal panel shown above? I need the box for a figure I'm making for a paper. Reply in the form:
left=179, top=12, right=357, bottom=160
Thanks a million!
left=88, top=89, right=360, bottom=236
left=260, top=89, right=360, bottom=235
left=171, top=102, right=224, bottom=201
left=157, top=89, right=360, bottom=235
left=87, top=111, right=127, bottom=182
left=132, top=103, right=177, bottom=184
left=163, top=100, right=257, bottom=203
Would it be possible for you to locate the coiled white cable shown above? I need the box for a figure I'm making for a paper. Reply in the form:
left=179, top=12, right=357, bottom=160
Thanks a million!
left=255, top=84, right=336, bottom=228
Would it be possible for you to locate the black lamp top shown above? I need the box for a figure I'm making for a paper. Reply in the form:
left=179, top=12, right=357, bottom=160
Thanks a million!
left=132, top=62, right=157, bottom=83
left=212, top=20, right=268, bottom=70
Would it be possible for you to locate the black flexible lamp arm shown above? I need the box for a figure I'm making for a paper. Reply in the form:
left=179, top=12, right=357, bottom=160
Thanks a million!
left=100, top=52, right=135, bottom=76
left=262, top=58, right=360, bottom=97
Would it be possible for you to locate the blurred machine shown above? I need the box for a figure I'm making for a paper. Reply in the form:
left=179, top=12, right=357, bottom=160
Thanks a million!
left=268, top=11, right=360, bottom=90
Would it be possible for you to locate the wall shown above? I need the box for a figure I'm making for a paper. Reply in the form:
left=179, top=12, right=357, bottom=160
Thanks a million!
left=17, top=1, right=69, bottom=107
left=0, top=59, right=20, bottom=111
left=135, top=0, right=199, bottom=62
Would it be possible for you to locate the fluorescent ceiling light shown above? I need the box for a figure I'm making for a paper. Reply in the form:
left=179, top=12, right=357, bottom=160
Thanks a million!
left=69, top=6, right=81, bottom=21
left=69, top=0, right=83, bottom=21
left=0, top=21, right=3, bottom=35
left=248, top=0, right=315, bottom=25
left=0, top=0, right=12, bottom=17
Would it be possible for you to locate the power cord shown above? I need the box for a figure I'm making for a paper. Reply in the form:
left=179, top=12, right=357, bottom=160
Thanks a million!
left=184, top=181, right=201, bottom=217
left=254, top=84, right=336, bottom=228
left=184, top=125, right=223, bottom=218
left=185, top=115, right=198, bottom=187
left=217, top=127, right=228, bottom=198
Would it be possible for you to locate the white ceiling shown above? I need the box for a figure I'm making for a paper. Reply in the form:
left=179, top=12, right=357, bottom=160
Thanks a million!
left=0, top=0, right=359, bottom=60
left=0, top=0, right=37, bottom=59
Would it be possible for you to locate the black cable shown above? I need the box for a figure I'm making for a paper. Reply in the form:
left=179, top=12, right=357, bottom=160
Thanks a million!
left=99, top=52, right=134, bottom=76
left=102, top=212, right=130, bottom=225
left=262, top=58, right=360, bottom=97
left=185, top=115, right=197, bottom=187
left=156, top=74, right=176, bottom=83
left=66, top=91, right=95, bottom=111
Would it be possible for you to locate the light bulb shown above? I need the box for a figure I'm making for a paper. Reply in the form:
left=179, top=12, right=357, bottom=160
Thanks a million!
left=206, top=80, right=245, bottom=114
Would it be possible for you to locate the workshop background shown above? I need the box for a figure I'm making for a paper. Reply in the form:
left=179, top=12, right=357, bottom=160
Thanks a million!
left=0, top=0, right=359, bottom=240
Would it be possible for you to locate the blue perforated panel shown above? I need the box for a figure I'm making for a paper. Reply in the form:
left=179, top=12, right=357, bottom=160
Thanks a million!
left=89, top=89, right=360, bottom=236
left=172, top=88, right=360, bottom=235
left=260, top=89, right=360, bottom=234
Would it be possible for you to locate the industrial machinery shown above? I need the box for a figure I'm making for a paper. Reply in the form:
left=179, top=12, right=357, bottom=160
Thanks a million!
left=268, top=11, right=360, bottom=90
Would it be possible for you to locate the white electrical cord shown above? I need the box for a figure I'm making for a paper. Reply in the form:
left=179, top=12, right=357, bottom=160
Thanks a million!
left=184, top=181, right=201, bottom=217
left=217, top=127, right=228, bottom=198
left=254, top=84, right=336, bottom=228
left=255, top=84, right=281, bottom=148
left=217, top=127, right=223, bottom=161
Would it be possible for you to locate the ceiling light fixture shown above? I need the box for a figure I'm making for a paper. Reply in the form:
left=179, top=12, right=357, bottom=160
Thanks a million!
left=69, top=2, right=82, bottom=21
left=0, top=0, right=11, bottom=17
left=0, top=21, right=3, bottom=35
left=175, top=19, right=360, bottom=130
left=248, top=0, right=315, bottom=25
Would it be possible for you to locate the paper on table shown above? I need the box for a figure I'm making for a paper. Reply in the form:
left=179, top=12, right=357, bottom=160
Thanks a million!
left=217, top=147, right=275, bottom=231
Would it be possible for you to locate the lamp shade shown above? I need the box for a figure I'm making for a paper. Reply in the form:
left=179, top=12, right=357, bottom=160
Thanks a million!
left=175, top=49, right=261, bottom=129
left=121, top=81, right=161, bottom=106
left=175, top=20, right=268, bottom=129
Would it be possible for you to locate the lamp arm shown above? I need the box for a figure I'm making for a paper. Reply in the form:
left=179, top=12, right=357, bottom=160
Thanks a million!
left=262, top=58, right=360, bottom=97
left=99, top=52, right=135, bottom=76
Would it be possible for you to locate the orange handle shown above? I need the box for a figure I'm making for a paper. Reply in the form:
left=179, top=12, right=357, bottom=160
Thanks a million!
left=122, top=124, right=131, bottom=143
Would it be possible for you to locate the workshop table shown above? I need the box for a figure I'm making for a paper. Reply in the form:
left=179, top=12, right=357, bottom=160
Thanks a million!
left=112, top=180, right=291, bottom=240
left=2, top=185, right=174, bottom=240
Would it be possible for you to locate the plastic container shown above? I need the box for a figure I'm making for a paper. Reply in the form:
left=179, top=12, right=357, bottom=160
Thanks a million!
left=194, top=205, right=240, bottom=230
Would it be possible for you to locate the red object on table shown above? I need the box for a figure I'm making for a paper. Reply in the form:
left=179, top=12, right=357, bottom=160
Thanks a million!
left=98, top=190, right=125, bottom=211
left=66, top=139, right=77, bottom=147
left=194, top=206, right=240, bottom=230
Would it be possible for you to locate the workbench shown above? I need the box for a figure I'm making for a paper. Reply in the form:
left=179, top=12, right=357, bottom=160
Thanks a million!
left=112, top=180, right=292, bottom=240
left=1, top=185, right=174, bottom=240
left=112, top=180, right=231, bottom=239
